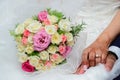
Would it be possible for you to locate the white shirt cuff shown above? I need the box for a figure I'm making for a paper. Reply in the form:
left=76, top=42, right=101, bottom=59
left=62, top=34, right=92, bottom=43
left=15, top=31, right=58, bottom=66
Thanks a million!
left=109, top=46, right=120, bottom=59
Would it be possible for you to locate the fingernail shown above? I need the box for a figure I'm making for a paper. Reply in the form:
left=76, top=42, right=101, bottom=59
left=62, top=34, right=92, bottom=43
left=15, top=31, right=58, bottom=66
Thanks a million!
left=78, top=69, right=85, bottom=74
left=83, top=65, right=88, bottom=71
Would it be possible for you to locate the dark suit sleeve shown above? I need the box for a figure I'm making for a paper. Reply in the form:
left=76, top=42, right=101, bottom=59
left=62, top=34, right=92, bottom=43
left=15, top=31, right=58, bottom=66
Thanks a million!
left=110, top=35, right=120, bottom=48
left=109, top=35, right=120, bottom=59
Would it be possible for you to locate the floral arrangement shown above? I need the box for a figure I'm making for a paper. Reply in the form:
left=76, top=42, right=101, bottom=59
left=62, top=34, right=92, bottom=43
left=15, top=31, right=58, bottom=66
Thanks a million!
left=10, top=9, right=84, bottom=72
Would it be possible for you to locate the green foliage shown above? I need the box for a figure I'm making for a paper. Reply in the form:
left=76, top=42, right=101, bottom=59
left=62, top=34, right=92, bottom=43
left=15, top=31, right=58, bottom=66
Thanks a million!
left=58, top=59, right=67, bottom=65
left=57, top=28, right=66, bottom=34
left=32, top=15, right=38, bottom=21
left=9, top=23, right=19, bottom=37
left=9, top=30, right=16, bottom=36
left=70, top=22, right=86, bottom=37
left=9, top=30, right=22, bottom=38
left=15, top=23, right=19, bottom=28
left=47, top=8, right=64, bottom=20
left=27, top=51, right=39, bottom=56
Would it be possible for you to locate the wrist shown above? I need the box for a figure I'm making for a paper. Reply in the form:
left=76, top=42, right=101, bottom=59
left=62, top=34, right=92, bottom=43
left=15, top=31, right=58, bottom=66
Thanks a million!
left=96, top=33, right=112, bottom=47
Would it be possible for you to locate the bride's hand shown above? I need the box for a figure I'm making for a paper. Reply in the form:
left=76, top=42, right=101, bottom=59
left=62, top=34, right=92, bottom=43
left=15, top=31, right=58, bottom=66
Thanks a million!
left=75, top=38, right=110, bottom=74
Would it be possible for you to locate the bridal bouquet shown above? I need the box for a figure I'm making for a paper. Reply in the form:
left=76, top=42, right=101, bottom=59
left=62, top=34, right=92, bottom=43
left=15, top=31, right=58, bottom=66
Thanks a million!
left=10, top=9, right=84, bottom=72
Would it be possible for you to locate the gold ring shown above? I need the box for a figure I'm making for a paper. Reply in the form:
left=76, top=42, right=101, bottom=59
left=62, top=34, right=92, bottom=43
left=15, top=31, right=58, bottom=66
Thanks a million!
left=95, top=54, right=100, bottom=58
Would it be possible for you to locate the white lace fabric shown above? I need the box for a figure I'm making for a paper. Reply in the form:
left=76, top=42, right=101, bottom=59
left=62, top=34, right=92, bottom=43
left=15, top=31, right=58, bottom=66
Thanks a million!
left=0, top=0, right=120, bottom=80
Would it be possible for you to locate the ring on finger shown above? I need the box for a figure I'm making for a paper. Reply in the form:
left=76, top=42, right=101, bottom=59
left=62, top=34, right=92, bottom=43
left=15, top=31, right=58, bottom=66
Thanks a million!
left=95, top=54, right=101, bottom=58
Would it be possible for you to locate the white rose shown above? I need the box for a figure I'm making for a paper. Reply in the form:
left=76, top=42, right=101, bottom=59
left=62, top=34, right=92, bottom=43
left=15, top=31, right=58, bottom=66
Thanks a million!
left=27, top=34, right=33, bottom=43
left=51, top=32, right=62, bottom=44
left=15, top=36, right=22, bottom=43
left=58, top=19, right=71, bottom=31
left=47, top=45, right=58, bottom=54
left=67, top=40, right=74, bottom=47
left=65, top=32, right=73, bottom=42
left=29, top=56, right=40, bottom=66
left=25, top=45, right=34, bottom=54
left=26, top=21, right=42, bottom=33
left=53, top=54, right=64, bottom=64
left=17, top=43, right=25, bottom=52
left=45, top=25, right=57, bottom=35
left=23, top=18, right=34, bottom=27
left=15, top=24, right=25, bottom=35
left=39, top=51, right=49, bottom=60
left=48, top=15, right=58, bottom=24
left=18, top=53, right=28, bottom=63
left=35, top=63, right=44, bottom=70
left=55, top=57, right=64, bottom=64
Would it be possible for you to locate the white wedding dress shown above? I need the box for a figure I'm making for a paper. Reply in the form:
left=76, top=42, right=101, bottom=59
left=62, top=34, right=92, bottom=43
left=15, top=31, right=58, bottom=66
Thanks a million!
left=0, top=0, right=120, bottom=80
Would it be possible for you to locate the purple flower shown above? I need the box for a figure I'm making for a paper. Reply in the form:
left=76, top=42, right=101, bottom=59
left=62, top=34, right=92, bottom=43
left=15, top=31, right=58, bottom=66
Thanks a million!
left=33, top=29, right=51, bottom=51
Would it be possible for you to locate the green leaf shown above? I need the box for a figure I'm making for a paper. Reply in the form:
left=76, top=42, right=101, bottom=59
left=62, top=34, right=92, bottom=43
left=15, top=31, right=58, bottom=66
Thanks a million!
left=15, top=23, right=19, bottom=28
left=70, top=22, right=86, bottom=37
left=9, top=30, right=16, bottom=36
left=57, top=28, right=66, bottom=34
left=27, top=51, right=39, bottom=56
left=32, top=15, right=38, bottom=21
left=58, top=59, right=67, bottom=65
left=47, top=8, right=64, bottom=20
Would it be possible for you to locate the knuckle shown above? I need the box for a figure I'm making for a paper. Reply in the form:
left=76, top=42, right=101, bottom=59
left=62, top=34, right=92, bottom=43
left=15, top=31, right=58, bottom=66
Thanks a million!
left=89, top=52, right=95, bottom=60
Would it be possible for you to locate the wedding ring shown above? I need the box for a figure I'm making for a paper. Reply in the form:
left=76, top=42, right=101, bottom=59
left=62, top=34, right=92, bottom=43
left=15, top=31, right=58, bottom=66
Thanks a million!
left=95, top=54, right=101, bottom=58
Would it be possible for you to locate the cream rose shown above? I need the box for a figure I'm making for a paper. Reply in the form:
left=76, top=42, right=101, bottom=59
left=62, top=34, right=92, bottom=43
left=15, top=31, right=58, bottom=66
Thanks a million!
left=15, top=36, right=22, bottom=43
left=67, top=40, right=75, bottom=47
left=17, top=43, right=25, bottom=52
left=25, top=45, right=34, bottom=54
left=58, top=19, right=71, bottom=31
left=65, top=32, right=73, bottom=42
left=18, top=53, right=28, bottom=63
left=48, top=15, right=58, bottom=24
left=39, top=51, right=49, bottom=60
left=29, top=56, right=40, bottom=66
left=51, top=32, right=62, bottom=44
left=45, top=25, right=57, bottom=35
left=26, top=21, right=42, bottom=33
left=15, top=24, right=25, bottom=35
left=51, top=54, right=64, bottom=64
left=47, top=45, right=58, bottom=54
left=27, top=34, right=33, bottom=43
left=35, top=63, right=44, bottom=70
left=23, top=18, right=34, bottom=27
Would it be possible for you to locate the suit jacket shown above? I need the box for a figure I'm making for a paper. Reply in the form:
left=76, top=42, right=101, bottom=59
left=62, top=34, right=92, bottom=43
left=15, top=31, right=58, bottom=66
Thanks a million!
left=110, top=35, right=120, bottom=48
left=110, top=35, right=120, bottom=80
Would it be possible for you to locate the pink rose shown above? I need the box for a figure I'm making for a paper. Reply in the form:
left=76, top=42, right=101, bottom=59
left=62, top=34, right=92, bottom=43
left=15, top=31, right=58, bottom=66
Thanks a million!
left=43, top=19, right=51, bottom=25
left=22, top=36, right=28, bottom=45
left=62, top=46, right=72, bottom=58
left=38, top=11, right=48, bottom=22
left=22, top=61, right=35, bottom=72
left=51, top=54, right=59, bottom=61
left=23, top=30, right=30, bottom=38
left=61, top=35, right=67, bottom=43
left=59, top=45, right=66, bottom=54
left=45, top=61, right=52, bottom=67
left=59, top=45, right=72, bottom=58
left=33, top=30, right=51, bottom=51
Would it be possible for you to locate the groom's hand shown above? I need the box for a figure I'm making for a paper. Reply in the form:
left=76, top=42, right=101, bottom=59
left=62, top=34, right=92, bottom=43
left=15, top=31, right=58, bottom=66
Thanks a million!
left=75, top=39, right=109, bottom=74
left=75, top=51, right=117, bottom=74
left=105, top=52, right=117, bottom=71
